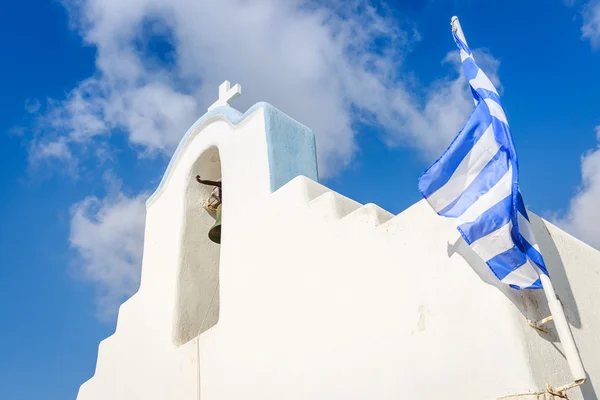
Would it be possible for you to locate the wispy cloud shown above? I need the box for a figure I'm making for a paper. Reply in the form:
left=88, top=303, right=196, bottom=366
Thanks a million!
left=31, top=0, right=496, bottom=177
left=553, top=126, right=600, bottom=250
left=24, top=98, right=41, bottom=114
left=582, top=0, right=600, bottom=47
left=29, top=137, right=73, bottom=163
left=69, top=176, right=147, bottom=319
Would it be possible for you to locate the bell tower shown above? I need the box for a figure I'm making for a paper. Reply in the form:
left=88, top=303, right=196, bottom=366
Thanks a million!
left=143, top=81, right=320, bottom=345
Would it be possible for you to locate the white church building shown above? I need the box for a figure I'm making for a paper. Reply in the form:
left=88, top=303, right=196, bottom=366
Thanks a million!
left=77, top=82, right=600, bottom=400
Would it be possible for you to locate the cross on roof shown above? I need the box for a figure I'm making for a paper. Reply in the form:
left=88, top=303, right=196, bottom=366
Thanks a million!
left=208, top=80, right=242, bottom=111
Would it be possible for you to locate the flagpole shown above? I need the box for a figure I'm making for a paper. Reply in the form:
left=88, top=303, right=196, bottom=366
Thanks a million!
left=450, top=15, right=587, bottom=394
left=451, top=17, right=479, bottom=106
left=539, top=274, right=586, bottom=389
left=450, top=16, right=468, bottom=47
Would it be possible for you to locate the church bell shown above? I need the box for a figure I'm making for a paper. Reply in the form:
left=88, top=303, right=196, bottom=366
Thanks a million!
left=196, top=175, right=223, bottom=245
left=208, top=204, right=222, bottom=244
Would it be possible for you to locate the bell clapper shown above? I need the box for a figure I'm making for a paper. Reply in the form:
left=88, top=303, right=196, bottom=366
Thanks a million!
left=196, top=176, right=223, bottom=244
left=203, top=186, right=221, bottom=213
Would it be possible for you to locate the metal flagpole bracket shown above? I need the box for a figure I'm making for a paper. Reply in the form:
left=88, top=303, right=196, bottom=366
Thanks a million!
left=546, top=380, right=586, bottom=398
left=527, top=315, right=553, bottom=332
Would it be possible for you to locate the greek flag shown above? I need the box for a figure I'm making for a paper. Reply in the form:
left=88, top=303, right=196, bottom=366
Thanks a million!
left=418, top=22, right=549, bottom=289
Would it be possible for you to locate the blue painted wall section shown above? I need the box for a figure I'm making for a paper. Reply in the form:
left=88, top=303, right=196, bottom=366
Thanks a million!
left=263, top=104, right=319, bottom=192
left=147, top=102, right=319, bottom=205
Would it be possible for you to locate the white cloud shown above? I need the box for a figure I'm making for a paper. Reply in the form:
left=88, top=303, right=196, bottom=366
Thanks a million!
left=32, top=0, right=498, bottom=177
left=380, top=48, right=501, bottom=154
left=29, top=137, right=73, bottom=162
left=582, top=0, right=600, bottom=47
left=69, top=181, right=147, bottom=319
left=554, top=126, right=600, bottom=250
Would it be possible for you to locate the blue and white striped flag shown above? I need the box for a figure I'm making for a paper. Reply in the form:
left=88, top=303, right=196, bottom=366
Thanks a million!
left=418, top=21, right=549, bottom=289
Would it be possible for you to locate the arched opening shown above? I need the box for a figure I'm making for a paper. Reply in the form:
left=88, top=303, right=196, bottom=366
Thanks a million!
left=173, top=146, right=222, bottom=345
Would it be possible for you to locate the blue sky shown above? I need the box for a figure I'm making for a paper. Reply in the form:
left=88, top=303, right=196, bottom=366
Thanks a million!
left=1, top=0, right=599, bottom=398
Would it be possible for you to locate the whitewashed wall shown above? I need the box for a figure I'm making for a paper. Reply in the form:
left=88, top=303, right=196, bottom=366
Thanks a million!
left=77, top=103, right=600, bottom=400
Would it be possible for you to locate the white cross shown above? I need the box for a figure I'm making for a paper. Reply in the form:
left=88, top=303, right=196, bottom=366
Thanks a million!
left=208, top=80, right=242, bottom=111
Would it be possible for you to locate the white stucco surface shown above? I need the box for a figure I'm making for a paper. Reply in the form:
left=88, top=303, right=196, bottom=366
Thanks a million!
left=77, top=102, right=600, bottom=400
